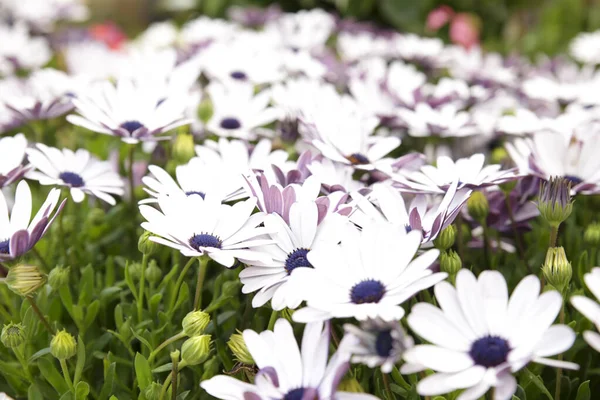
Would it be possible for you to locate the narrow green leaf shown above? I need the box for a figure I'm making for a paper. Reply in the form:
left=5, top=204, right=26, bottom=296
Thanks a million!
left=28, top=384, right=45, bottom=400
left=78, top=265, right=94, bottom=306
left=522, top=368, right=553, bottom=400
left=174, top=282, right=190, bottom=311
left=59, top=286, right=74, bottom=315
left=576, top=380, right=590, bottom=400
left=134, top=353, right=152, bottom=390
left=84, top=300, right=100, bottom=330
left=38, top=357, right=69, bottom=395
left=152, top=363, right=173, bottom=374
left=98, top=362, right=116, bottom=400
left=125, top=262, right=138, bottom=301
left=29, top=347, right=51, bottom=363
left=176, top=391, right=191, bottom=400
left=74, top=336, right=86, bottom=385
left=131, top=329, right=153, bottom=352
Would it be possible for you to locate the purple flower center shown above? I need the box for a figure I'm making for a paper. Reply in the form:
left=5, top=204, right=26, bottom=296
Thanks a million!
left=350, top=279, right=386, bottom=304
left=186, top=191, right=206, bottom=199
left=120, top=120, right=144, bottom=134
left=375, top=330, right=394, bottom=357
left=285, top=248, right=312, bottom=274
left=220, top=118, right=242, bottom=130
left=0, top=239, right=9, bottom=254
left=230, top=71, right=247, bottom=80
left=189, top=233, right=222, bottom=250
left=469, top=335, right=510, bottom=368
left=347, top=153, right=370, bottom=165
left=59, top=172, right=85, bottom=188
left=284, top=388, right=308, bottom=400
left=563, top=175, right=583, bottom=185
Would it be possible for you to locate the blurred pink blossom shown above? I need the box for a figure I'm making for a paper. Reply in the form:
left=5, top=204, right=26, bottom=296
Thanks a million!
left=426, top=5, right=454, bottom=31
left=449, top=13, right=480, bottom=49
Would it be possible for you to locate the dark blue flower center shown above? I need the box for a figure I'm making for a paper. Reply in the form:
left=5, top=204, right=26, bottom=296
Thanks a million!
left=285, top=248, right=312, bottom=274
left=375, top=330, right=394, bottom=357
left=563, top=175, right=583, bottom=185
left=284, top=388, right=308, bottom=400
left=469, top=335, right=510, bottom=368
left=120, top=120, right=144, bottom=133
left=0, top=239, right=9, bottom=254
left=350, top=279, right=386, bottom=304
left=220, top=118, right=242, bottom=130
left=189, top=233, right=222, bottom=250
left=59, top=172, right=85, bottom=188
left=230, top=71, right=247, bottom=80
left=404, top=224, right=412, bottom=233
left=347, top=153, right=370, bottom=165
left=185, top=191, right=206, bottom=198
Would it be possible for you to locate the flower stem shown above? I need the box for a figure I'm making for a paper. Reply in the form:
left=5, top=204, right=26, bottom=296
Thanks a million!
left=13, top=346, right=33, bottom=382
left=382, top=373, right=394, bottom=400
left=148, top=331, right=187, bottom=364
left=60, top=359, right=74, bottom=393
left=168, top=258, right=196, bottom=311
left=549, top=225, right=559, bottom=248
left=137, top=253, right=149, bottom=322
left=193, top=256, right=208, bottom=311
left=27, top=296, right=54, bottom=334
left=170, top=352, right=179, bottom=400
left=267, top=310, right=278, bottom=331
left=555, top=302, right=566, bottom=400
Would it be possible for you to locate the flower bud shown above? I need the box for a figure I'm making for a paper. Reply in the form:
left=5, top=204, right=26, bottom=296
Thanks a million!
left=138, top=231, right=158, bottom=256
left=182, top=310, right=210, bottom=337
left=227, top=331, right=254, bottom=364
left=127, top=262, right=142, bottom=280
left=338, top=377, right=365, bottom=393
left=467, top=191, right=489, bottom=222
left=1, top=323, right=25, bottom=348
left=6, top=265, right=46, bottom=296
left=542, top=246, right=572, bottom=294
left=181, top=335, right=211, bottom=365
left=145, top=260, right=162, bottom=285
left=172, top=133, right=195, bottom=164
left=584, top=223, right=600, bottom=246
left=434, top=225, right=456, bottom=251
left=144, top=382, right=162, bottom=400
left=537, top=177, right=573, bottom=228
left=440, top=250, right=462, bottom=276
left=50, top=330, right=77, bottom=360
left=86, top=208, right=105, bottom=226
left=48, top=266, right=70, bottom=289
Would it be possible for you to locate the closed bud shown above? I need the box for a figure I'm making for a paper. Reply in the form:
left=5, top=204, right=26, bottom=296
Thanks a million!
left=198, top=98, right=213, bottom=123
left=145, top=260, right=162, bottom=285
left=227, top=331, right=254, bottom=364
left=584, top=223, right=600, bottom=246
left=1, top=323, right=25, bottom=348
left=50, top=330, right=77, bottom=360
left=467, top=191, right=489, bottom=222
left=144, top=382, right=163, bottom=400
left=172, top=133, right=195, bottom=164
left=537, top=177, right=573, bottom=228
left=434, top=225, right=456, bottom=250
left=138, top=231, right=158, bottom=256
left=6, top=265, right=46, bottom=296
left=490, top=147, right=509, bottom=164
left=338, top=377, right=365, bottom=393
left=127, top=262, right=142, bottom=280
left=182, top=310, right=210, bottom=337
left=542, top=246, right=572, bottom=294
left=86, top=208, right=105, bottom=226
left=440, top=250, right=462, bottom=276
left=48, top=266, right=70, bottom=289
left=181, top=335, right=211, bottom=365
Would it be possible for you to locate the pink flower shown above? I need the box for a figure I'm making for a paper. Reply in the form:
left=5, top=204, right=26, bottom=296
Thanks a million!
left=449, top=13, right=480, bottom=49
left=426, top=5, right=454, bottom=31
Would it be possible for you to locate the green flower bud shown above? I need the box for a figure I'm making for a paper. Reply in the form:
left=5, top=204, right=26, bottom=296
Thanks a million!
left=542, top=246, right=572, bottom=294
left=48, top=266, right=70, bottom=289
left=127, top=262, right=142, bottom=281
left=1, top=323, right=25, bottom=348
left=181, top=335, right=211, bottom=366
left=467, top=191, right=489, bottom=222
left=86, top=208, right=105, bottom=226
left=198, top=98, right=213, bottom=123
left=62, top=215, right=76, bottom=234
left=434, top=225, right=456, bottom=251
left=6, top=265, right=46, bottom=296
left=338, top=377, right=365, bottom=393
left=490, top=147, right=508, bottom=165
left=172, top=133, right=196, bottom=164
left=584, top=223, right=600, bottom=246
left=537, top=177, right=573, bottom=228
left=144, top=382, right=163, bottom=400
left=227, top=331, right=254, bottom=365
left=138, top=231, right=158, bottom=256
left=145, top=260, right=162, bottom=285
left=50, top=330, right=77, bottom=360
left=440, top=250, right=462, bottom=276
left=182, top=310, right=210, bottom=337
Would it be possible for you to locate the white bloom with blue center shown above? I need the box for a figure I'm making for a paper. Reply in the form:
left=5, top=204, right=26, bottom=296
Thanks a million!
left=201, top=318, right=377, bottom=400
left=292, top=222, right=444, bottom=322
left=571, top=268, right=600, bottom=352
left=404, top=269, right=578, bottom=400
left=25, top=144, right=124, bottom=205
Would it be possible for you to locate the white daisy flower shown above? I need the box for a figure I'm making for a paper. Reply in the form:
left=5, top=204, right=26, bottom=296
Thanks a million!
left=570, top=30, right=600, bottom=65
left=240, top=201, right=351, bottom=310
left=0, top=133, right=29, bottom=188
left=306, top=158, right=365, bottom=193
left=140, top=192, right=272, bottom=268
left=66, top=78, right=192, bottom=144
left=179, top=16, right=240, bottom=48
left=205, top=83, right=280, bottom=140
left=0, top=181, right=65, bottom=261
left=0, top=0, right=88, bottom=31
left=394, top=34, right=444, bottom=65
left=343, top=318, right=414, bottom=373
left=265, top=9, right=335, bottom=51
left=570, top=268, right=600, bottom=352
left=386, top=61, right=427, bottom=106
left=25, top=144, right=124, bottom=205
left=62, top=41, right=127, bottom=81
left=0, top=22, right=51, bottom=76
left=404, top=269, right=578, bottom=400
left=201, top=318, right=377, bottom=400
left=337, top=31, right=395, bottom=62
left=292, top=222, right=444, bottom=322
left=397, top=103, right=477, bottom=138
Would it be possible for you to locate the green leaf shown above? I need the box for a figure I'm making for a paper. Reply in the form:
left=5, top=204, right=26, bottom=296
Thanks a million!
left=576, top=380, right=590, bottom=400
left=98, top=362, right=116, bottom=400
left=59, top=286, right=74, bottom=315
left=152, top=363, right=173, bottom=374
left=78, top=265, right=94, bottom=306
left=125, top=262, right=139, bottom=301
left=59, top=393, right=75, bottom=400
left=174, top=282, right=190, bottom=311
left=28, top=384, right=45, bottom=400
left=177, top=391, right=190, bottom=400
left=74, top=336, right=86, bottom=385
left=149, top=293, right=162, bottom=316
left=131, top=329, right=153, bottom=352
left=578, top=251, right=589, bottom=288
left=521, top=368, right=553, bottom=400
left=38, top=357, right=69, bottom=395
left=100, top=286, right=122, bottom=300
left=135, top=353, right=152, bottom=390
left=29, top=347, right=51, bottom=363
left=84, top=300, right=100, bottom=330
left=75, top=381, right=90, bottom=400
left=114, top=305, right=124, bottom=331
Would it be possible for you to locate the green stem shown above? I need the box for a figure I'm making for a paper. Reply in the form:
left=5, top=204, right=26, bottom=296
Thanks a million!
left=13, top=347, right=33, bottom=382
left=168, top=258, right=196, bottom=311
left=171, top=352, right=179, bottom=400
left=267, top=310, right=278, bottom=331
left=60, top=359, right=74, bottom=393
left=148, top=331, right=187, bottom=364
left=555, top=303, right=566, bottom=400
left=193, top=257, right=208, bottom=311
left=382, top=373, right=394, bottom=400
left=31, top=248, right=50, bottom=273
left=27, top=296, right=55, bottom=334
left=159, top=360, right=187, bottom=400
left=137, top=254, right=149, bottom=322
left=550, top=225, right=559, bottom=248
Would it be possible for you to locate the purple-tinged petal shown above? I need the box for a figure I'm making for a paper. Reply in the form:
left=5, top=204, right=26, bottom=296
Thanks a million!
left=9, top=230, right=30, bottom=257
left=409, top=208, right=422, bottom=232
left=256, top=366, right=279, bottom=388
left=29, top=217, right=48, bottom=245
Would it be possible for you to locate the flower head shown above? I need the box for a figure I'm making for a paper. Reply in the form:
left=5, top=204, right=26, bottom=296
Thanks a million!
left=50, top=330, right=77, bottom=360
left=6, top=264, right=46, bottom=296
left=537, top=177, right=573, bottom=227
left=0, top=134, right=30, bottom=188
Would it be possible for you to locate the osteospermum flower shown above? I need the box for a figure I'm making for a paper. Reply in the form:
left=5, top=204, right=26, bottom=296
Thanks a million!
left=292, top=222, right=444, bottom=322
left=140, top=192, right=272, bottom=268
left=239, top=202, right=351, bottom=310
left=397, top=103, right=477, bottom=138
left=0, top=22, right=51, bottom=76
left=0, top=134, right=29, bottom=188
left=66, top=78, right=192, bottom=144
left=571, top=268, right=600, bottom=352
left=25, top=144, right=124, bottom=205
left=404, top=270, right=578, bottom=400
left=201, top=318, right=377, bottom=400
left=0, top=181, right=65, bottom=261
